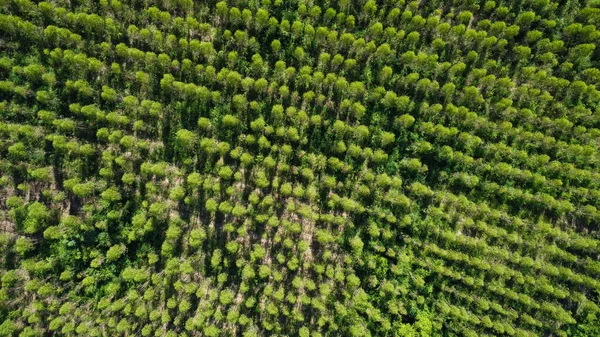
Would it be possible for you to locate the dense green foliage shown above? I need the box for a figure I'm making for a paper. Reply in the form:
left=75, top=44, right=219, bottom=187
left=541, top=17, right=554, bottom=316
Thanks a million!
left=1, top=0, right=600, bottom=336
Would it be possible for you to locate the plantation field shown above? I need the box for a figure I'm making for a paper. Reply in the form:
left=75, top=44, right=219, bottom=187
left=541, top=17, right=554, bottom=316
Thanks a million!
left=1, top=0, right=600, bottom=336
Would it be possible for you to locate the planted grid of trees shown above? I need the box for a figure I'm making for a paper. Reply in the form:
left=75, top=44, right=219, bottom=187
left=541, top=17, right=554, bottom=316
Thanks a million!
left=1, top=0, right=600, bottom=336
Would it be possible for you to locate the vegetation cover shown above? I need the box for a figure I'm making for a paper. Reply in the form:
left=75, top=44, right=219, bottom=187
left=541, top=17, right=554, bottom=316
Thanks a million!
left=1, top=0, right=600, bottom=336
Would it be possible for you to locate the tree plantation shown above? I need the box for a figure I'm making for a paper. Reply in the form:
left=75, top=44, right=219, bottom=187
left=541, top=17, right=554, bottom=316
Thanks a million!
left=1, top=0, right=600, bottom=336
